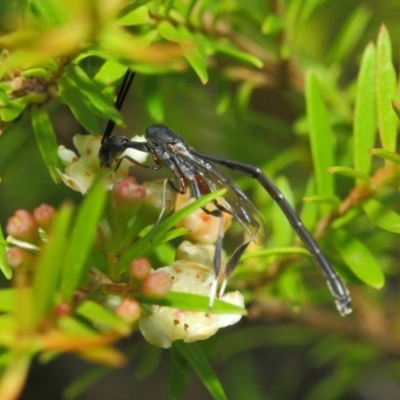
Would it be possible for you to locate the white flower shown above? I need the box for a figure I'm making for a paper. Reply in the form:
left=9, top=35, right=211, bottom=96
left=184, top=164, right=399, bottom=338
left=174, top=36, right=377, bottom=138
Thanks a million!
left=57, top=134, right=148, bottom=194
left=139, top=241, right=244, bottom=348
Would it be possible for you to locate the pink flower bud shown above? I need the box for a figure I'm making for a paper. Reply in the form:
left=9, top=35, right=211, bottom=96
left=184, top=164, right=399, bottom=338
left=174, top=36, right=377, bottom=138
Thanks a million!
left=6, top=210, right=40, bottom=243
left=111, top=178, right=146, bottom=209
left=6, top=247, right=35, bottom=269
left=142, top=271, right=172, bottom=299
left=33, top=204, right=55, bottom=232
left=116, top=298, right=141, bottom=323
left=54, top=302, right=72, bottom=317
left=130, top=258, right=151, bottom=280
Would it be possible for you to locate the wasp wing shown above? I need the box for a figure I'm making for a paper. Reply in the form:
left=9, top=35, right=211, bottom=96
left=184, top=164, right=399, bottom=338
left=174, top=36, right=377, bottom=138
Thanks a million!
left=174, top=151, right=266, bottom=245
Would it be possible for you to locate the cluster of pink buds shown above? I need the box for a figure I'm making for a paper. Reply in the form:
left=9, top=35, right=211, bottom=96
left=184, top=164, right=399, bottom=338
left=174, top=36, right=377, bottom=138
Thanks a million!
left=5, top=204, right=55, bottom=270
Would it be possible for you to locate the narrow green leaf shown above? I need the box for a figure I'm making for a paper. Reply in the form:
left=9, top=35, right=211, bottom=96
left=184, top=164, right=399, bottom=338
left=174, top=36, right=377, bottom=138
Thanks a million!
left=76, top=300, right=130, bottom=335
left=65, top=64, right=124, bottom=125
left=58, top=75, right=100, bottom=134
left=303, top=195, right=341, bottom=207
left=179, top=29, right=208, bottom=84
left=327, top=7, right=371, bottom=64
left=58, top=315, right=98, bottom=335
left=93, top=60, right=127, bottom=86
left=299, top=177, right=318, bottom=232
left=363, top=198, right=400, bottom=234
left=119, top=189, right=226, bottom=268
left=63, top=367, right=109, bottom=400
left=236, top=81, right=256, bottom=111
left=31, top=106, right=62, bottom=183
left=61, top=178, right=108, bottom=300
left=305, top=71, right=335, bottom=212
left=173, top=341, right=227, bottom=400
left=157, top=21, right=208, bottom=83
left=376, top=25, right=398, bottom=153
left=331, top=208, right=361, bottom=230
left=33, top=203, right=73, bottom=328
left=139, top=291, right=245, bottom=314
left=370, top=148, right=400, bottom=164
left=0, top=225, right=12, bottom=279
left=157, top=20, right=181, bottom=41
left=354, top=43, right=376, bottom=178
left=216, top=41, right=264, bottom=68
left=327, top=166, right=371, bottom=184
left=168, top=346, right=192, bottom=399
left=241, top=247, right=311, bottom=261
left=141, top=76, right=164, bottom=122
left=332, top=230, right=384, bottom=288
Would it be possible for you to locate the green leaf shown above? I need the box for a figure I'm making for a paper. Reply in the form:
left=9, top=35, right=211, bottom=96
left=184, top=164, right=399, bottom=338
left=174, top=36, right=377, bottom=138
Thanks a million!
left=157, top=20, right=182, bottom=42
left=216, top=40, right=263, bottom=68
left=31, top=106, right=62, bottom=183
left=353, top=42, right=376, bottom=180
left=180, top=29, right=208, bottom=84
left=60, top=177, right=108, bottom=300
left=299, top=177, right=318, bottom=232
left=327, top=166, right=371, bottom=184
left=370, top=148, right=400, bottom=164
left=63, top=366, right=110, bottom=400
left=58, top=75, right=100, bottom=134
left=28, top=0, right=68, bottom=25
left=76, top=300, right=130, bottom=335
left=93, top=60, right=127, bottom=86
left=261, top=14, right=284, bottom=35
left=119, top=189, right=226, bottom=269
left=139, top=291, right=245, bottom=314
left=0, top=225, right=12, bottom=279
left=303, top=195, right=341, bottom=207
left=65, top=64, right=124, bottom=125
left=0, top=95, right=31, bottom=121
left=279, top=271, right=302, bottom=306
left=332, top=230, right=384, bottom=288
left=119, top=5, right=152, bottom=25
left=236, top=81, right=256, bottom=112
left=32, top=203, right=73, bottom=328
left=22, top=68, right=52, bottom=79
left=158, top=21, right=208, bottom=83
left=141, top=76, right=164, bottom=122
left=363, top=198, right=400, bottom=234
left=241, top=247, right=311, bottom=261
left=0, top=289, right=14, bottom=312
left=327, top=7, right=371, bottom=64
left=305, top=71, right=335, bottom=213
left=0, top=87, right=8, bottom=105
left=168, top=346, right=192, bottom=399
left=173, top=341, right=227, bottom=400
left=376, top=25, right=398, bottom=153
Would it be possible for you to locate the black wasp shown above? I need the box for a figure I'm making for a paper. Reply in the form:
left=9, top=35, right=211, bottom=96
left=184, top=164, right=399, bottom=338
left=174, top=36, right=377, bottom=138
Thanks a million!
left=99, top=70, right=352, bottom=317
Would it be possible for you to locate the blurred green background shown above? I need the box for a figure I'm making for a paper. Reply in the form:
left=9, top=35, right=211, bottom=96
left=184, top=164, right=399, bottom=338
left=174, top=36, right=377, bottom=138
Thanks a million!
left=1, top=0, right=400, bottom=399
